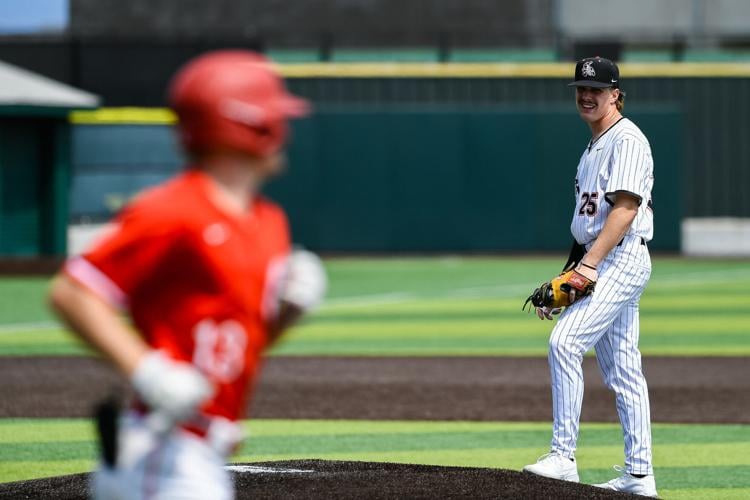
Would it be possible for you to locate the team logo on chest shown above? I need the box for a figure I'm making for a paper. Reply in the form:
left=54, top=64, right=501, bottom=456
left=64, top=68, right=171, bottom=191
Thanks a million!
left=582, top=61, right=596, bottom=78
left=203, top=223, right=229, bottom=246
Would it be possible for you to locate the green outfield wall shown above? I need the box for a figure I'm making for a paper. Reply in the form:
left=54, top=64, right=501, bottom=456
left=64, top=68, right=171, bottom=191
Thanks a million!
left=69, top=62, right=750, bottom=253
left=71, top=107, right=682, bottom=252
left=282, top=74, right=749, bottom=220
left=274, top=107, right=682, bottom=251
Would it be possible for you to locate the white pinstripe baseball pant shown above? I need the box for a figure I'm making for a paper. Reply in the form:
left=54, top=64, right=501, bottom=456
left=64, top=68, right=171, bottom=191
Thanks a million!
left=548, top=236, right=653, bottom=475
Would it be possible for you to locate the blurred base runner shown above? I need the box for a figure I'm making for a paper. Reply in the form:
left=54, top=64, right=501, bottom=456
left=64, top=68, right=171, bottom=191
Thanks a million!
left=49, top=50, right=326, bottom=500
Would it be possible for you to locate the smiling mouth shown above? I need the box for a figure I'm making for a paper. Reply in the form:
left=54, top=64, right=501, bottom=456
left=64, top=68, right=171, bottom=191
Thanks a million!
left=579, top=101, right=596, bottom=110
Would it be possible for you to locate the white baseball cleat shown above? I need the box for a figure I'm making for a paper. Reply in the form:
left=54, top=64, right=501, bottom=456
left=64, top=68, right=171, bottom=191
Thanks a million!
left=593, top=466, right=658, bottom=497
left=523, top=451, right=579, bottom=482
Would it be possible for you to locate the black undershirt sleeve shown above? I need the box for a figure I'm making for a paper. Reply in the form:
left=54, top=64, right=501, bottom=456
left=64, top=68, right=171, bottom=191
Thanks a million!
left=562, top=240, right=585, bottom=273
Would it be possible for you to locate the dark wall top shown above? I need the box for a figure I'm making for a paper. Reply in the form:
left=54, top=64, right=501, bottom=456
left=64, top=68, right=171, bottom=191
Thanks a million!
left=70, top=0, right=554, bottom=47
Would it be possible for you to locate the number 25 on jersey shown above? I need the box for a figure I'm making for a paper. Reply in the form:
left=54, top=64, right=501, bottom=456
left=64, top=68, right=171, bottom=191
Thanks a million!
left=578, top=192, right=598, bottom=216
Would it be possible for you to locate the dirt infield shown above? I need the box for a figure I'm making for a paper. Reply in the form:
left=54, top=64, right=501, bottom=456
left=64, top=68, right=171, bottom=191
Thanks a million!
left=0, top=460, right=642, bottom=499
left=1, top=356, right=747, bottom=423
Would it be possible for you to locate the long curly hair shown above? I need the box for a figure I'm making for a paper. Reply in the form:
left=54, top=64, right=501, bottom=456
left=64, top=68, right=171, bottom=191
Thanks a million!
left=615, top=91, right=625, bottom=112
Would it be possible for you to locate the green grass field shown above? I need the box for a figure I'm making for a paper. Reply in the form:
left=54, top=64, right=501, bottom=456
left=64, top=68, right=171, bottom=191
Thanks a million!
left=1, top=257, right=749, bottom=499
left=1, top=257, right=748, bottom=356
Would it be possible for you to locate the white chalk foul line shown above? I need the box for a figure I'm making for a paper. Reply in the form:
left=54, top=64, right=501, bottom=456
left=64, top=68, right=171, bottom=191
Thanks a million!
left=225, top=465, right=315, bottom=474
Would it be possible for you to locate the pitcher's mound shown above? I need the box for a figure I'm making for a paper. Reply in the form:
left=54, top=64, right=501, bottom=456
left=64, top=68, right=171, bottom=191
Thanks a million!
left=0, top=460, right=641, bottom=499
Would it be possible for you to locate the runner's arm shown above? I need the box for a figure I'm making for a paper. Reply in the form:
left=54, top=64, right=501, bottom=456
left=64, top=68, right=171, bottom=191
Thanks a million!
left=48, top=274, right=149, bottom=376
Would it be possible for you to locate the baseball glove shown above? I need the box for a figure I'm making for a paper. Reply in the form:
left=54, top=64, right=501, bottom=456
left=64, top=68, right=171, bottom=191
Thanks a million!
left=523, top=269, right=596, bottom=311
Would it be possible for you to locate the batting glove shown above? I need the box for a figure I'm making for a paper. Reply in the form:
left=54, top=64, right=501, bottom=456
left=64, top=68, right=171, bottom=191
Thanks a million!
left=279, top=249, right=327, bottom=311
left=130, top=350, right=214, bottom=433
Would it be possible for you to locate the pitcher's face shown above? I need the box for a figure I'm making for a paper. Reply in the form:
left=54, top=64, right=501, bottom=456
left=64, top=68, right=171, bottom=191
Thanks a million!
left=575, top=86, right=618, bottom=123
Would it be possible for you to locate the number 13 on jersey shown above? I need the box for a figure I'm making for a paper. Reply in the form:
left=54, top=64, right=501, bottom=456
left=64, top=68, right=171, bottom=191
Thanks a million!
left=193, top=319, right=248, bottom=383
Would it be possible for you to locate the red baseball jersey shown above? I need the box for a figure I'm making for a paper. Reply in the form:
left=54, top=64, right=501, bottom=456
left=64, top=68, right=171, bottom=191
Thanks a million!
left=65, top=169, right=291, bottom=422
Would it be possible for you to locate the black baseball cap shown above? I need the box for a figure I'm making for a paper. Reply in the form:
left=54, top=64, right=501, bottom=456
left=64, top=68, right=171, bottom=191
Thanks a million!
left=568, top=56, right=621, bottom=90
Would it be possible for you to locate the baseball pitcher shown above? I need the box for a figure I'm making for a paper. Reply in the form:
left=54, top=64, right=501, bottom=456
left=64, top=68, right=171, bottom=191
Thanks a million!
left=49, top=51, right=326, bottom=500
left=522, top=57, right=658, bottom=497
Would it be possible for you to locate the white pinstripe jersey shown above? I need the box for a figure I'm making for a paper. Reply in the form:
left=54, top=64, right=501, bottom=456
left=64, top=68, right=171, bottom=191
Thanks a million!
left=570, top=117, right=654, bottom=246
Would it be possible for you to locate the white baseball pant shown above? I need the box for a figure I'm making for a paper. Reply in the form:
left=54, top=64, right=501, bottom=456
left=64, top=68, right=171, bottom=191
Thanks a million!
left=92, top=413, right=235, bottom=500
left=548, top=235, right=653, bottom=475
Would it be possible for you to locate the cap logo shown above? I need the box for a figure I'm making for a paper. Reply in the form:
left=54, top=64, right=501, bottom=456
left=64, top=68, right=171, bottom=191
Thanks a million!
left=582, top=61, right=596, bottom=78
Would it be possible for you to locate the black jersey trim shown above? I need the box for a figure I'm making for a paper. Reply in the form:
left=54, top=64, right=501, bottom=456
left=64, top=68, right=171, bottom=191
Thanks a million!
left=605, top=189, right=643, bottom=207
left=588, top=116, right=626, bottom=152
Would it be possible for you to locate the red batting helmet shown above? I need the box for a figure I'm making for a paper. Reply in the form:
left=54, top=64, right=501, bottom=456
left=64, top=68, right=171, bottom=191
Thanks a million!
left=168, top=50, right=309, bottom=157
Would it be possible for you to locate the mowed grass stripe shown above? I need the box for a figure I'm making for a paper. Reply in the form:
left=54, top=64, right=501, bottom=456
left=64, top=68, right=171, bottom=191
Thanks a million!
left=1, top=304, right=745, bottom=332
left=585, top=465, right=750, bottom=489
left=0, top=328, right=746, bottom=357
left=0, top=441, right=96, bottom=461
left=0, top=460, right=93, bottom=484
left=0, top=328, right=747, bottom=357
left=6, top=430, right=749, bottom=461
left=0, top=419, right=95, bottom=442
left=320, top=287, right=749, bottom=313
left=0, top=328, right=91, bottom=356
left=311, top=306, right=750, bottom=324
left=0, top=418, right=555, bottom=442
left=316, top=291, right=749, bottom=315
left=2, top=419, right=747, bottom=447
left=0, top=279, right=55, bottom=325
left=291, top=317, right=749, bottom=336
left=271, top=337, right=750, bottom=356
left=661, top=489, right=750, bottom=500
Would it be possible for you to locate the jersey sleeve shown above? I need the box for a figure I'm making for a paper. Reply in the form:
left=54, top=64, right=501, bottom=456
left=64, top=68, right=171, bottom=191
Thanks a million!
left=605, top=138, right=651, bottom=206
left=64, top=202, right=183, bottom=309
